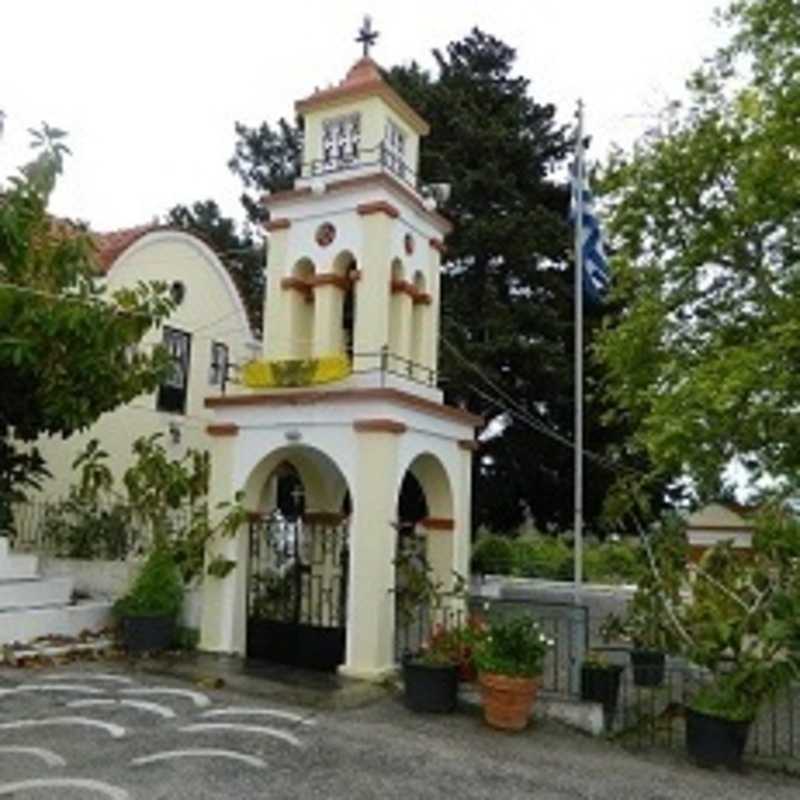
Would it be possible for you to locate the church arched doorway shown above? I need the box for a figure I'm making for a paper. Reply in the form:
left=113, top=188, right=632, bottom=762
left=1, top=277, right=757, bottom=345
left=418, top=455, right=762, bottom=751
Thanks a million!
left=244, top=445, right=350, bottom=671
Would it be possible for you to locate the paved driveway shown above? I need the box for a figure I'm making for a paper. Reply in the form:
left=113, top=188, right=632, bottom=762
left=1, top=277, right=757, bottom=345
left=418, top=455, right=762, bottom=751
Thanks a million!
left=0, top=664, right=797, bottom=799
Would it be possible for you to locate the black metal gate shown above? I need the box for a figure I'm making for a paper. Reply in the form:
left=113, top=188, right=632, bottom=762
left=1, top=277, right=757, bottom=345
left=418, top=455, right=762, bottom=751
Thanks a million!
left=246, top=515, right=349, bottom=672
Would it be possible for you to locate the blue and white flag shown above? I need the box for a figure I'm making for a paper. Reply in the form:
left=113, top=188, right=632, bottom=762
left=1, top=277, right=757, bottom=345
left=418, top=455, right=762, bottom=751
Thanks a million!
left=570, top=162, right=609, bottom=303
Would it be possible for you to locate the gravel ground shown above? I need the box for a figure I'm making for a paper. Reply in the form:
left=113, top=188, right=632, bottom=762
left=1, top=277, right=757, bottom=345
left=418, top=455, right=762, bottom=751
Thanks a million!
left=0, top=663, right=798, bottom=799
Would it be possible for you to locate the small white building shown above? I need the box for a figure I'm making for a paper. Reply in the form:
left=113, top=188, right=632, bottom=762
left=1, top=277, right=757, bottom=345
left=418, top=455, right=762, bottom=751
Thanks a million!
left=685, top=502, right=754, bottom=561
left=35, top=225, right=259, bottom=499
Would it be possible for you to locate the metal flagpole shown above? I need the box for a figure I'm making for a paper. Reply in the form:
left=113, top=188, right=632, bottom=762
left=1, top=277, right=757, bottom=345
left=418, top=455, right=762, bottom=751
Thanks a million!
left=573, top=99, right=585, bottom=608
left=569, top=98, right=586, bottom=695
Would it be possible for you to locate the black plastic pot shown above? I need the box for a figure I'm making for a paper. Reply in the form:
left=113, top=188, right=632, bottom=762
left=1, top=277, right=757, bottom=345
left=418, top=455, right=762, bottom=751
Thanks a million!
left=686, top=706, right=751, bottom=770
left=121, top=615, right=175, bottom=654
left=403, top=659, right=458, bottom=713
left=630, top=649, right=666, bottom=688
left=580, top=664, right=624, bottom=714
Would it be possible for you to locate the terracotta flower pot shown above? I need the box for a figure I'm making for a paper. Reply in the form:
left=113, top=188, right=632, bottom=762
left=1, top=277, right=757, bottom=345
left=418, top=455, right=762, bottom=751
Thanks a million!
left=478, top=672, right=539, bottom=731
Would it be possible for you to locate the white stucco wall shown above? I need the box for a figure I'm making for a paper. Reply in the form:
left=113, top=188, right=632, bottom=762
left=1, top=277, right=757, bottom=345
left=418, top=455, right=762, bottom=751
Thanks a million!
left=34, top=230, right=259, bottom=502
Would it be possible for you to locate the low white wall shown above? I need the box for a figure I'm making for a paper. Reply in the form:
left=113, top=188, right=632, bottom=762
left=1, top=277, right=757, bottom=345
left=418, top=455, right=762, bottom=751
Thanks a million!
left=41, top=557, right=137, bottom=598
left=40, top=557, right=203, bottom=629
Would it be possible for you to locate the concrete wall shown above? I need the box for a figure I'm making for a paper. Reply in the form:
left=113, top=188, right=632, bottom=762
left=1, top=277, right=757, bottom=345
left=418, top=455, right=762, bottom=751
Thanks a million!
left=40, top=556, right=203, bottom=629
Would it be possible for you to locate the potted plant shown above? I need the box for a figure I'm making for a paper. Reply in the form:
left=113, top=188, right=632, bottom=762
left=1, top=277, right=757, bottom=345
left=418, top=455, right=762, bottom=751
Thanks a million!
left=474, top=614, right=552, bottom=731
left=580, top=650, right=625, bottom=715
left=402, top=626, right=461, bottom=713
left=393, top=528, right=472, bottom=712
left=602, top=519, right=685, bottom=687
left=679, top=538, right=800, bottom=769
left=602, top=603, right=671, bottom=688
left=113, top=546, right=183, bottom=653
left=644, top=510, right=800, bottom=770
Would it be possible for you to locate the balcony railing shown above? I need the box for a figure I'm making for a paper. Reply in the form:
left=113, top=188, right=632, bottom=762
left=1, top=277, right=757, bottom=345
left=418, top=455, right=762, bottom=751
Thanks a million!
left=225, top=346, right=438, bottom=394
left=299, top=143, right=421, bottom=195
left=353, top=347, right=437, bottom=388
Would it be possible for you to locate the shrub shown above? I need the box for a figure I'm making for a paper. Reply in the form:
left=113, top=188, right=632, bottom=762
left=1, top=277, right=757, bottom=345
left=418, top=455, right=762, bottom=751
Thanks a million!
left=471, top=534, right=514, bottom=575
left=113, top=547, right=183, bottom=619
left=510, top=534, right=573, bottom=580
left=583, top=540, right=641, bottom=585
left=42, top=498, right=132, bottom=560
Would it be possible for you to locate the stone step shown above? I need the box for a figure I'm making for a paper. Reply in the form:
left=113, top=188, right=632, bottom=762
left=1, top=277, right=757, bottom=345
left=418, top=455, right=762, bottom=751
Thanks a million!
left=0, top=537, right=40, bottom=580
left=0, top=576, right=73, bottom=611
left=0, top=553, right=40, bottom=580
left=0, top=600, right=112, bottom=647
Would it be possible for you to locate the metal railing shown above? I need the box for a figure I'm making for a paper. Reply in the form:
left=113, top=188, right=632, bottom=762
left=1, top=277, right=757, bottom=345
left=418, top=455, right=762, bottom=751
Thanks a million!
left=5, top=500, right=178, bottom=561
left=394, top=596, right=589, bottom=696
left=226, top=347, right=438, bottom=391
left=300, top=143, right=422, bottom=195
left=600, top=656, right=800, bottom=769
left=352, top=347, right=438, bottom=388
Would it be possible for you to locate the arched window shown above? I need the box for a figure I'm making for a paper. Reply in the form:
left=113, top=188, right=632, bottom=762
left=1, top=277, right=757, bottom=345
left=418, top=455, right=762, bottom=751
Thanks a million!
left=332, top=251, right=357, bottom=361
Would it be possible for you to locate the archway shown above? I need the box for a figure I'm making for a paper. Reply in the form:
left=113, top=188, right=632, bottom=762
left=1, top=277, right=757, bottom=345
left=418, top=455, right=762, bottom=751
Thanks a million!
left=243, top=444, right=351, bottom=671
left=394, top=452, right=456, bottom=657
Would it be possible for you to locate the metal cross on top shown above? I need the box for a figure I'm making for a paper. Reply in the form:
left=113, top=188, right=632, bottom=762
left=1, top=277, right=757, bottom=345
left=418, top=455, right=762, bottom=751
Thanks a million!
left=356, top=15, right=379, bottom=58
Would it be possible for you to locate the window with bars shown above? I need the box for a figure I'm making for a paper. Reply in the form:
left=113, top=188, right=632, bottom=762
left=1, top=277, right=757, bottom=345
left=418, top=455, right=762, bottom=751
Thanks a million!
left=321, top=113, right=361, bottom=171
left=383, top=120, right=407, bottom=179
left=209, top=341, right=229, bottom=387
left=156, top=326, right=191, bottom=414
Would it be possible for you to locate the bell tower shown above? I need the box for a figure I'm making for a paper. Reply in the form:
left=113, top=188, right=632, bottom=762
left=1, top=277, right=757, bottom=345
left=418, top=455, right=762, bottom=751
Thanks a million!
left=254, top=20, right=450, bottom=399
left=202, top=22, right=479, bottom=682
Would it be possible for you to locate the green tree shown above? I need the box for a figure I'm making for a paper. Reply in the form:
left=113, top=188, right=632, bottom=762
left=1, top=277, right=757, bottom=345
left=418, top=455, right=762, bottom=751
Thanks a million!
left=230, top=29, right=646, bottom=533
left=165, top=200, right=265, bottom=335
left=597, top=0, right=800, bottom=506
left=228, top=119, right=302, bottom=224
left=0, top=125, right=173, bottom=524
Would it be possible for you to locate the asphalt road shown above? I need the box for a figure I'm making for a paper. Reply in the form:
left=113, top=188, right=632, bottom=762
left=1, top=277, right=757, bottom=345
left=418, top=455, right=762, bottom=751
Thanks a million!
left=0, top=664, right=797, bottom=799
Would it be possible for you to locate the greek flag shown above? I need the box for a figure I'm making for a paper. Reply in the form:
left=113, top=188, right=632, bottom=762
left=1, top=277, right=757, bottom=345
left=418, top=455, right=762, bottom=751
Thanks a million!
left=570, top=162, right=609, bottom=303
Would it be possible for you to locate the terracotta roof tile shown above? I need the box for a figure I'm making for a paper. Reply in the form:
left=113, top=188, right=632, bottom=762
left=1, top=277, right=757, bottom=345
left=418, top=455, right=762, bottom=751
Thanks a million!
left=92, top=225, right=158, bottom=272
left=295, top=57, right=429, bottom=135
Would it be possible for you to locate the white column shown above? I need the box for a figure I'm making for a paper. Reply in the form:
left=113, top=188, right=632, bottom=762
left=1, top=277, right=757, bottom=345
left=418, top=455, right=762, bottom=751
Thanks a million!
left=200, top=430, right=248, bottom=654
left=312, top=282, right=342, bottom=359
left=454, top=442, right=474, bottom=583
left=339, top=426, right=400, bottom=680
left=353, top=213, right=392, bottom=372
left=264, top=227, right=290, bottom=361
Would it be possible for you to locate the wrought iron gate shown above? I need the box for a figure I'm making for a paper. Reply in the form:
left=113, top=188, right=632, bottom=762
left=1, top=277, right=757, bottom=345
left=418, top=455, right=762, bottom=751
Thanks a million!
left=246, top=515, right=349, bottom=671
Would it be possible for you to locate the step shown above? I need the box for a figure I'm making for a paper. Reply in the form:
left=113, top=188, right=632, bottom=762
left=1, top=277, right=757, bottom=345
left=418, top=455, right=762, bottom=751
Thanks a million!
left=0, top=600, right=112, bottom=646
left=0, top=576, right=73, bottom=611
left=0, top=553, right=40, bottom=580
left=0, top=537, right=39, bottom=579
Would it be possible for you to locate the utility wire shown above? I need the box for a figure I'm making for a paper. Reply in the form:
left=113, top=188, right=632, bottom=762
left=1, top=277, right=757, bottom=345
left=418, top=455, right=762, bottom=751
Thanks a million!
left=442, top=335, right=638, bottom=477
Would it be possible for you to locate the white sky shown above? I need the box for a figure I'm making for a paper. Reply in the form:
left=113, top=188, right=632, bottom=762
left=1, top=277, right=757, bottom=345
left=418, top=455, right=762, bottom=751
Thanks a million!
left=0, top=0, right=728, bottom=232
